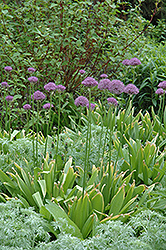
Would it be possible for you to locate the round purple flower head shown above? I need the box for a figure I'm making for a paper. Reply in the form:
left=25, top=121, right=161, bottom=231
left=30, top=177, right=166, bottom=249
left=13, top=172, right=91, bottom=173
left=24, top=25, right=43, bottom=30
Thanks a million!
left=28, top=67, right=36, bottom=73
left=74, top=96, right=89, bottom=107
left=100, top=74, right=108, bottom=78
left=28, top=76, right=38, bottom=83
left=122, top=59, right=130, bottom=66
left=4, top=66, right=12, bottom=72
left=108, top=80, right=124, bottom=95
left=86, top=103, right=96, bottom=110
left=82, top=77, right=98, bottom=88
left=79, top=69, right=86, bottom=74
left=44, top=82, right=57, bottom=92
left=129, top=57, right=141, bottom=66
left=32, top=91, right=46, bottom=101
left=124, top=84, right=139, bottom=95
left=6, top=95, right=13, bottom=102
left=107, top=97, right=118, bottom=106
left=1, top=82, right=8, bottom=88
left=155, top=88, right=164, bottom=95
left=23, top=104, right=31, bottom=110
left=98, top=79, right=111, bottom=90
left=56, top=85, right=66, bottom=93
left=158, top=81, right=166, bottom=90
left=43, top=103, right=54, bottom=109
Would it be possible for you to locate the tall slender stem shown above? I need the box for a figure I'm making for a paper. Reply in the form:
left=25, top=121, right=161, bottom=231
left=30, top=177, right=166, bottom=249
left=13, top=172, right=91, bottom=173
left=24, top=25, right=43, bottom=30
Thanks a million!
left=36, top=101, right=39, bottom=166
left=44, top=95, right=53, bottom=158
left=55, top=93, right=61, bottom=171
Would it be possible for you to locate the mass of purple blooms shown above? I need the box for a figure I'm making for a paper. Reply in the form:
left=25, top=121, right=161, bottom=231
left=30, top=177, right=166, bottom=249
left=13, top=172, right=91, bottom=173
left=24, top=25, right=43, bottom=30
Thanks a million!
left=56, top=85, right=66, bottom=92
left=107, top=97, right=118, bottom=106
left=100, top=74, right=108, bottom=78
left=6, top=95, right=13, bottom=102
left=98, top=79, right=111, bottom=90
left=86, top=103, right=96, bottom=110
left=82, top=77, right=98, bottom=87
left=28, top=76, right=38, bottom=83
left=158, top=81, right=166, bottom=90
left=79, top=69, right=86, bottom=74
left=44, top=82, right=57, bottom=92
left=122, top=57, right=141, bottom=66
left=155, top=88, right=164, bottom=95
left=74, top=96, right=89, bottom=107
left=124, top=84, right=139, bottom=95
left=108, top=80, right=124, bottom=95
left=23, top=104, right=31, bottom=110
left=28, top=67, right=36, bottom=73
left=1, top=82, right=8, bottom=88
left=43, top=103, right=54, bottom=109
left=32, top=91, right=46, bottom=100
left=4, top=66, right=12, bottom=72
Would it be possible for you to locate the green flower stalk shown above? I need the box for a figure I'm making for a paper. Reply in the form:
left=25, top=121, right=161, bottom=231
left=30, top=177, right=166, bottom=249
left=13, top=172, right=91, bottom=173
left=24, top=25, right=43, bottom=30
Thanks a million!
left=23, top=104, right=31, bottom=134
left=5, top=95, right=14, bottom=140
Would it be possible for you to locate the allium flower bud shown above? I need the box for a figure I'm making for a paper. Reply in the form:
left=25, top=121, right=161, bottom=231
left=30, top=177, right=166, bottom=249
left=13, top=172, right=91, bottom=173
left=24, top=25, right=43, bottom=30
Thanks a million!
left=56, top=85, right=66, bottom=92
left=100, top=74, right=108, bottom=78
left=129, top=57, right=141, bottom=66
left=23, top=104, right=31, bottom=110
left=43, top=103, right=54, bottom=109
left=32, top=91, right=46, bottom=100
left=1, top=82, right=8, bottom=88
left=74, top=96, right=89, bottom=107
left=124, top=84, right=139, bottom=95
left=28, top=76, right=38, bottom=83
left=86, top=103, right=96, bottom=110
left=107, top=97, right=118, bottom=106
left=79, top=69, right=86, bottom=74
left=28, top=67, right=36, bottom=73
left=82, top=77, right=98, bottom=87
left=4, top=66, right=12, bottom=72
left=98, top=79, right=111, bottom=90
left=108, top=80, right=124, bottom=95
left=158, top=81, right=166, bottom=90
left=122, top=59, right=130, bottom=66
left=155, top=88, right=164, bottom=95
left=44, top=82, right=57, bottom=92
left=6, top=95, right=13, bottom=102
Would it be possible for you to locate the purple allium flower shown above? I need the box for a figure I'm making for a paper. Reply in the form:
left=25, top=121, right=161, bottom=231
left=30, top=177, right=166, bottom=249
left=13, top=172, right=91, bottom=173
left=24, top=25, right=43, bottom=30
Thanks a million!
left=108, top=80, right=124, bottom=95
left=158, top=81, right=166, bottom=90
left=28, top=67, right=36, bottom=73
left=100, top=74, right=108, bottom=78
left=44, top=82, right=57, bottom=92
left=32, top=91, right=46, bottom=100
left=28, top=76, right=38, bottom=83
left=107, top=97, right=118, bottom=106
left=124, top=84, right=139, bottom=95
left=86, top=103, right=96, bottom=110
left=23, top=104, right=31, bottom=110
left=79, top=69, right=86, bottom=74
left=82, top=77, right=98, bottom=88
left=56, top=85, right=66, bottom=92
left=98, top=79, right=111, bottom=90
left=4, top=66, right=12, bottom=72
left=43, top=103, right=54, bottom=109
left=155, top=88, right=164, bottom=95
left=6, top=95, right=13, bottom=102
left=1, top=82, right=8, bottom=88
left=74, top=96, right=89, bottom=107
left=122, top=59, right=130, bottom=66
left=129, top=57, right=141, bottom=66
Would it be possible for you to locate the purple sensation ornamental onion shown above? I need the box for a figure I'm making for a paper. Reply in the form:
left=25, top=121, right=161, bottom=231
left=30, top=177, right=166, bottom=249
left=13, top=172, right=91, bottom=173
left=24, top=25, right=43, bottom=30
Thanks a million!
left=1, top=82, right=8, bottom=88
left=23, top=104, right=31, bottom=110
left=122, top=59, right=130, bottom=66
left=100, top=74, right=108, bottom=78
left=32, top=91, right=46, bottom=100
left=158, top=81, right=166, bottom=90
left=155, top=88, right=164, bottom=95
left=108, top=80, right=124, bottom=95
left=28, top=76, right=38, bottom=83
left=98, top=79, right=111, bottom=90
left=79, top=69, right=86, bottom=74
left=74, top=96, right=89, bottom=107
left=107, top=97, right=118, bottom=106
left=82, top=77, right=98, bottom=87
left=129, top=57, right=141, bottom=66
left=28, top=67, right=36, bottom=73
left=86, top=103, right=96, bottom=110
left=124, top=84, right=139, bottom=95
left=56, top=85, right=66, bottom=92
left=43, top=103, right=54, bottom=109
left=6, top=95, right=13, bottom=102
left=4, top=66, right=12, bottom=72
left=44, top=82, right=57, bottom=92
